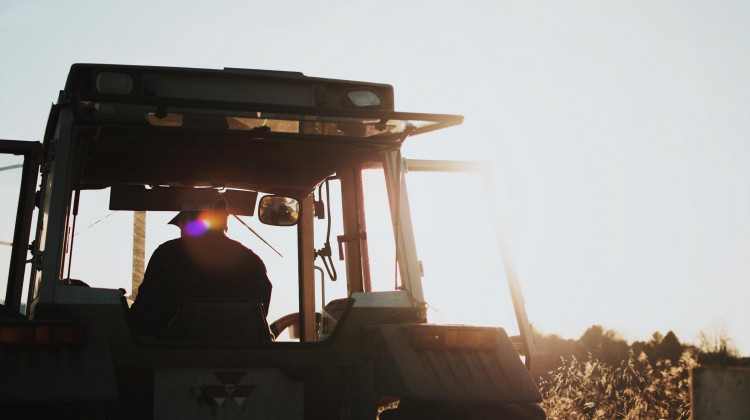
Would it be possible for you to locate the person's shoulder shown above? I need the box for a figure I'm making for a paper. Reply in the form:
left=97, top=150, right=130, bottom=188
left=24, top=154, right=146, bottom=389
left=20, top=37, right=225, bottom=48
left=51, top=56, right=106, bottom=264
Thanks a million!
left=224, top=237, right=255, bottom=252
left=153, top=238, right=185, bottom=254
left=223, top=237, right=263, bottom=259
left=158, top=238, right=184, bottom=249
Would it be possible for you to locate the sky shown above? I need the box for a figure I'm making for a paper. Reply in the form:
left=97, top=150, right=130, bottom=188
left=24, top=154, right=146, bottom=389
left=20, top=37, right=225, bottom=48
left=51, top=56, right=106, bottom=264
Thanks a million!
left=0, top=1, right=748, bottom=355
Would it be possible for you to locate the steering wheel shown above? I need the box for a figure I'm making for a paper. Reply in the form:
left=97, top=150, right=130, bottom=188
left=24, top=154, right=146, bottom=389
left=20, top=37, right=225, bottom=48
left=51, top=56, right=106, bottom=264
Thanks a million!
left=270, top=312, right=322, bottom=338
left=270, top=313, right=300, bottom=337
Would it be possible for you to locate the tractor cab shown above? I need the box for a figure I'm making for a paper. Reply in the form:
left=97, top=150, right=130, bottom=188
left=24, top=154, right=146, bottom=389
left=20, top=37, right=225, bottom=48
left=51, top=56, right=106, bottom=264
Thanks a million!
left=0, top=64, right=544, bottom=419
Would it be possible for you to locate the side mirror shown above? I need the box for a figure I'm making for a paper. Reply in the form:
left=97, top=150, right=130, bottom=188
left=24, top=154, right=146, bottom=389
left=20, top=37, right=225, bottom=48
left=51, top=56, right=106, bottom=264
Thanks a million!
left=258, top=195, right=300, bottom=226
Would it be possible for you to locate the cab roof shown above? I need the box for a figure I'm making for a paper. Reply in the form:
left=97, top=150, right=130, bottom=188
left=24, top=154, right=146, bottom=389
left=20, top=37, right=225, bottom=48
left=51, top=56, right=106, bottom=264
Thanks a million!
left=60, top=64, right=463, bottom=198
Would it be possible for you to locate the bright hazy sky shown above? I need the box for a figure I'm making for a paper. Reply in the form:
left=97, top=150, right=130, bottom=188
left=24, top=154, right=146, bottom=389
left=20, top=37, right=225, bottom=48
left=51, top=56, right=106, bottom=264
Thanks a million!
left=1, top=1, right=748, bottom=355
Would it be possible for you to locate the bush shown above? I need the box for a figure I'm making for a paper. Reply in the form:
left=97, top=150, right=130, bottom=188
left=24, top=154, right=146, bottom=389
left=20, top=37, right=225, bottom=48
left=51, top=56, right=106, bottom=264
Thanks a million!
left=539, top=350, right=696, bottom=419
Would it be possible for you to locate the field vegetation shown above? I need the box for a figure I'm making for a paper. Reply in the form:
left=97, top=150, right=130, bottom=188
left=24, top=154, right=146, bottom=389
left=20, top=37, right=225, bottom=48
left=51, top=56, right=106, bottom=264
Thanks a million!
left=534, top=325, right=748, bottom=419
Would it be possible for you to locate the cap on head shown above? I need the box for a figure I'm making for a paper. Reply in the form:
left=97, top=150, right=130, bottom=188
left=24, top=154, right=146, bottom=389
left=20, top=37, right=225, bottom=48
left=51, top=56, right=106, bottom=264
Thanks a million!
left=168, top=196, right=229, bottom=235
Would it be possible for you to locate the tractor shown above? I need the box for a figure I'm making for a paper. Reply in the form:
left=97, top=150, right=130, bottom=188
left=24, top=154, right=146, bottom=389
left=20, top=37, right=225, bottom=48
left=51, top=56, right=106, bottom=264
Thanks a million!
left=0, top=64, right=544, bottom=419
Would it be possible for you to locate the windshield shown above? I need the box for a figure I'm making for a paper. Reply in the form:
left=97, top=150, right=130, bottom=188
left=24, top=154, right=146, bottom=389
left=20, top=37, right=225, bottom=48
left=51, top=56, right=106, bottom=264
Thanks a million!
left=61, top=175, right=399, bottom=341
left=405, top=170, right=520, bottom=335
left=64, top=189, right=301, bottom=326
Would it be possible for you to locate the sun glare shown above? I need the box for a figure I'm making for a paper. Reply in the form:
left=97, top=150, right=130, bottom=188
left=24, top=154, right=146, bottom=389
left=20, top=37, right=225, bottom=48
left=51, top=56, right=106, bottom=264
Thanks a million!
left=184, top=219, right=210, bottom=236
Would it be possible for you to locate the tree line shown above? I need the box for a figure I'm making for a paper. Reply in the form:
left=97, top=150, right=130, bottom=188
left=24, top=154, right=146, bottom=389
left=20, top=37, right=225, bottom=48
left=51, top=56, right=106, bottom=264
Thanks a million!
left=531, top=324, right=749, bottom=380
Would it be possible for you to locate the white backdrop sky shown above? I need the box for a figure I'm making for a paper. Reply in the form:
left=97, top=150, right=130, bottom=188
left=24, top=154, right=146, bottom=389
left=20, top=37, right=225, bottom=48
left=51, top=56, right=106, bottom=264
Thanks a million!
left=1, top=0, right=748, bottom=355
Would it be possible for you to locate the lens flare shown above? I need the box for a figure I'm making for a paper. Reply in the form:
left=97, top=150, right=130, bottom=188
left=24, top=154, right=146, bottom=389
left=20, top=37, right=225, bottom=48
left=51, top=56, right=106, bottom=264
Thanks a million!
left=185, top=219, right=210, bottom=236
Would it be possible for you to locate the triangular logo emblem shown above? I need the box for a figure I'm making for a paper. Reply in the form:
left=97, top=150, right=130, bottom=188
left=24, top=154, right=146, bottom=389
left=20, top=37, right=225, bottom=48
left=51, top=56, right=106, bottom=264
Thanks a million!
left=201, top=371, right=256, bottom=407
left=202, top=384, right=230, bottom=407
left=232, top=384, right=257, bottom=407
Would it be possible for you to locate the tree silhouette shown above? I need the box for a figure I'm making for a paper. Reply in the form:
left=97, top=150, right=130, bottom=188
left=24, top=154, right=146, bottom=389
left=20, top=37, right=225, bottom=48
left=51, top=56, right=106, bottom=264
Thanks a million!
left=577, top=325, right=629, bottom=365
left=697, top=326, right=743, bottom=365
left=657, top=331, right=683, bottom=362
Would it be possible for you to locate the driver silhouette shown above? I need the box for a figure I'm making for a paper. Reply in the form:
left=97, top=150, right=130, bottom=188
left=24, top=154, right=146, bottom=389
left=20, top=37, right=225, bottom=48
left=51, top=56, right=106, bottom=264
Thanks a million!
left=129, top=198, right=272, bottom=337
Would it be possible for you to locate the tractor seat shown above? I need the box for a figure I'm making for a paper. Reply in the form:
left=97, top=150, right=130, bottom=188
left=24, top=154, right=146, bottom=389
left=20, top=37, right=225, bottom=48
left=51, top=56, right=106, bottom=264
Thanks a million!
left=164, top=299, right=274, bottom=343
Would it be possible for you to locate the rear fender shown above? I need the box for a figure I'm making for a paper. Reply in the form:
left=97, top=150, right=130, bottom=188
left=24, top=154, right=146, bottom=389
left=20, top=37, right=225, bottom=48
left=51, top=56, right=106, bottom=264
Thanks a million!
left=360, top=324, right=541, bottom=405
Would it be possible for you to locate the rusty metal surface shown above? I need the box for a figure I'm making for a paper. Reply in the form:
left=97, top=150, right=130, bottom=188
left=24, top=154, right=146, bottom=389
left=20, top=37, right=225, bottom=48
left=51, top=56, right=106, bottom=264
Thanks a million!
left=691, top=366, right=750, bottom=420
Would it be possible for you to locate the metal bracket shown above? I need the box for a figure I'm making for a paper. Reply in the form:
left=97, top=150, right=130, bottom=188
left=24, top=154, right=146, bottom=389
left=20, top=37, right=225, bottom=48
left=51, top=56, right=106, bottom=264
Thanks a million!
left=336, top=232, right=367, bottom=260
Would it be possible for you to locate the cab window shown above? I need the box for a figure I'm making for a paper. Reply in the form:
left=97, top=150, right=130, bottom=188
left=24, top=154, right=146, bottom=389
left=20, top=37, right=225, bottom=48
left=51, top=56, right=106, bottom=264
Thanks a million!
left=0, top=153, right=25, bottom=307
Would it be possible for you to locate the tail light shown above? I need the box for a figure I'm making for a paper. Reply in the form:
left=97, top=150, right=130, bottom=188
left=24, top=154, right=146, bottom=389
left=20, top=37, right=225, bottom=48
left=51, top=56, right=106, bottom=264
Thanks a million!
left=412, top=327, right=500, bottom=350
left=0, top=322, right=86, bottom=346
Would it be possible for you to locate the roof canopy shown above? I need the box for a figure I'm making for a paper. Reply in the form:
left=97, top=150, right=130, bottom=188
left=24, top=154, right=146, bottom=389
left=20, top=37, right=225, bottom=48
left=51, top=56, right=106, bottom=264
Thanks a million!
left=63, top=64, right=463, bottom=198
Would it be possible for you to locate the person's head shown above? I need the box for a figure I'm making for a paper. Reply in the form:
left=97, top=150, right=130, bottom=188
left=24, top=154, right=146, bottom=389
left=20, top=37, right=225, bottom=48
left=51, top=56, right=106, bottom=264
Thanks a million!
left=168, top=197, right=229, bottom=237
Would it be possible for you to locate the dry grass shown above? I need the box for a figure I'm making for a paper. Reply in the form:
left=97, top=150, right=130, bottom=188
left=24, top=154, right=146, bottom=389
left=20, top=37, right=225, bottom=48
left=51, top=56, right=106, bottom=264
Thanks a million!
left=539, top=350, right=696, bottom=419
